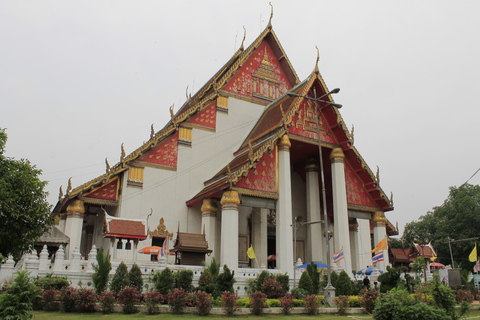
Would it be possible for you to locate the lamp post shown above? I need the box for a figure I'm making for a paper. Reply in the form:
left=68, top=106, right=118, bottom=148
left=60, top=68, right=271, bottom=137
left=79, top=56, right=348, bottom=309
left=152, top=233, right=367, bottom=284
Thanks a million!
left=291, top=217, right=323, bottom=288
left=288, top=87, right=341, bottom=303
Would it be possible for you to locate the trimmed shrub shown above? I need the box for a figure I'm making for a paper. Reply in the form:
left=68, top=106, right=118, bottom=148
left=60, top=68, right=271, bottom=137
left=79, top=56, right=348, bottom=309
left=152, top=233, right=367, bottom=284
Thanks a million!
left=279, top=294, right=295, bottom=314
left=175, top=269, right=194, bottom=292
left=111, top=261, right=130, bottom=294
left=60, top=286, right=79, bottom=312
left=336, top=270, right=354, bottom=296
left=261, top=277, right=284, bottom=298
left=454, top=289, right=474, bottom=304
left=198, top=269, right=216, bottom=294
left=221, top=291, right=239, bottom=317
left=117, top=286, right=141, bottom=314
left=34, top=276, right=70, bottom=291
left=128, top=264, right=144, bottom=293
left=41, top=288, right=60, bottom=311
left=217, top=265, right=235, bottom=294
left=306, top=262, right=320, bottom=294
left=92, top=247, right=112, bottom=295
left=292, top=299, right=304, bottom=307
left=144, top=290, right=163, bottom=314
left=0, top=271, right=40, bottom=320
left=98, top=290, right=116, bottom=314
left=291, top=287, right=308, bottom=299
left=335, top=295, right=350, bottom=315
left=275, top=273, right=290, bottom=293
left=360, top=289, right=380, bottom=314
left=150, top=267, right=175, bottom=294
left=267, top=298, right=281, bottom=307
left=303, top=295, right=321, bottom=315
left=249, top=291, right=267, bottom=315
left=298, top=271, right=314, bottom=294
left=167, top=288, right=189, bottom=314
left=193, top=290, right=213, bottom=316
left=348, top=295, right=360, bottom=308
left=77, top=288, right=97, bottom=313
left=377, top=266, right=401, bottom=293
left=236, top=296, right=250, bottom=308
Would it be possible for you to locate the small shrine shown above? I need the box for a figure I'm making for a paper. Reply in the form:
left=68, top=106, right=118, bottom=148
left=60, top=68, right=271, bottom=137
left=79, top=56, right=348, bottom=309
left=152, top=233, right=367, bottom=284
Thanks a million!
left=171, top=232, right=212, bottom=266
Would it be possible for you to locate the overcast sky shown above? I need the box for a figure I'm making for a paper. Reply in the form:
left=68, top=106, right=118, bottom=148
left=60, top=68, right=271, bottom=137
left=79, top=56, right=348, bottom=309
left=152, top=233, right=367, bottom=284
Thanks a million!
left=2, top=1, right=480, bottom=237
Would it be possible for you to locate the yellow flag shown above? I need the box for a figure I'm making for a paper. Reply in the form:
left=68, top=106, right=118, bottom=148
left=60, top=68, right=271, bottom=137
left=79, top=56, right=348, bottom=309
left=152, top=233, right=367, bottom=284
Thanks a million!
left=247, top=246, right=256, bottom=259
left=469, top=244, right=477, bottom=262
left=371, top=238, right=387, bottom=253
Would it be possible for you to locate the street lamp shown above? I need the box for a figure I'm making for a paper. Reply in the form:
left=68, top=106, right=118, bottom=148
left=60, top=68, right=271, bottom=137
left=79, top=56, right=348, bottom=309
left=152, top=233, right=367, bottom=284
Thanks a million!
left=287, top=87, right=341, bottom=303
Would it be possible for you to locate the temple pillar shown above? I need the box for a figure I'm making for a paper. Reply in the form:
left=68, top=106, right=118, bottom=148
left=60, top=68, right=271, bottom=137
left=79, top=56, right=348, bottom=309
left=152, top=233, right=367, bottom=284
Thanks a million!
left=330, top=148, right=352, bottom=275
left=201, top=198, right=218, bottom=264
left=64, top=200, right=85, bottom=259
left=349, top=218, right=360, bottom=272
left=357, top=218, right=373, bottom=268
left=305, top=157, right=325, bottom=263
left=220, top=190, right=240, bottom=270
left=372, top=211, right=389, bottom=270
left=276, top=134, right=294, bottom=276
left=252, top=208, right=268, bottom=268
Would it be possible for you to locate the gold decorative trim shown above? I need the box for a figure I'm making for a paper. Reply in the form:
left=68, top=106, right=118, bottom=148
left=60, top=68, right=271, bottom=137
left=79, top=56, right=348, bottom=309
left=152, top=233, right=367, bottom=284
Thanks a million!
left=201, top=199, right=218, bottom=216
left=349, top=218, right=359, bottom=231
left=330, top=147, right=345, bottom=162
left=148, top=217, right=174, bottom=240
left=231, top=187, right=278, bottom=200
left=66, top=199, right=85, bottom=214
left=181, top=122, right=216, bottom=132
left=79, top=197, right=119, bottom=206
left=305, top=156, right=319, bottom=172
left=277, top=134, right=291, bottom=151
left=347, top=204, right=379, bottom=213
left=130, top=160, right=177, bottom=171
left=288, top=134, right=338, bottom=149
left=219, top=90, right=270, bottom=106
left=220, top=190, right=240, bottom=207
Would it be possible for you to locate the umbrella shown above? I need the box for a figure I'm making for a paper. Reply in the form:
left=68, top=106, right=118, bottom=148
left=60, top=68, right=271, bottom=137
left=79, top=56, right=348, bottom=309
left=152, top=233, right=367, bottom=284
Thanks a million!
left=429, top=262, right=445, bottom=269
left=297, top=262, right=328, bottom=268
left=138, top=246, right=162, bottom=254
left=356, top=267, right=384, bottom=275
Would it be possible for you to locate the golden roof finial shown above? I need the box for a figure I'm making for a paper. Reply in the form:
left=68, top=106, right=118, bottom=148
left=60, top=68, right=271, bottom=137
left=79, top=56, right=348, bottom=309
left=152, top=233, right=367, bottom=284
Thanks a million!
left=240, top=26, right=246, bottom=51
left=267, top=2, right=273, bottom=29
left=105, top=158, right=110, bottom=172
left=169, top=104, right=175, bottom=123
left=67, top=177, right=72, bottom=194
left=349, top=124, right=354, bottom=144
left=227, top=164, right=233, bottom=187
left=375, top=166, right=380, bottom=184
left=58, top=186, right=64, bottom=201
left=248, top=139, right=253, bottom=160
left=279, top=104, right=288, bottom=131
left=390, top=192, right=394, bottom=206
left=314, top=46, right=320, bottom=74
left=120, top=143, right=126, bottom=161
left=185, top=85, right=191, bottom=101
left=150, top=124, right=155, bottom=140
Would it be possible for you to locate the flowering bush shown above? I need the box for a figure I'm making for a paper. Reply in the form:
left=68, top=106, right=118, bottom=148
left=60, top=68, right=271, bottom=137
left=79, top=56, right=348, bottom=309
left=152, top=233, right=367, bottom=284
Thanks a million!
left=77, top=288, right=97, bottom=313
left=359, top=290, right=379, bottom=313
left=98, top=291, right=116, bottom=314
left=335, top=295, right=350, bottom=315
left=144, top=290, right=163, bottom=314
left=60, top=286, right=79, bottom=312
left=221, top=291, right=239, bottom=317
left=193, top=290, right=213, bottom=316
left=41, top=288, right=60, bottom=311
left=117, top=286, right=141, bottom=314
left=249, top=291, right=267, bottom=315
left=455, top=290, right=474, bottom=304
left=167, top=288, right=189, bottom=314
left=261, top=277, right=284, bottom=298
left=303, top=295, right=321, bottom=315
left=279, top=293, right=295, bottom=315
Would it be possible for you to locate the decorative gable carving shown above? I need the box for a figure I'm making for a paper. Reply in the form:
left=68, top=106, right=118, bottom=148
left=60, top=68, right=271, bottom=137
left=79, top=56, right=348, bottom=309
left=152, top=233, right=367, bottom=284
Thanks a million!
left=83, top=177, right=119, bottom=202
left=345, top=161, right=376, bottom=208
left=135, top=132, right=179, bottom=170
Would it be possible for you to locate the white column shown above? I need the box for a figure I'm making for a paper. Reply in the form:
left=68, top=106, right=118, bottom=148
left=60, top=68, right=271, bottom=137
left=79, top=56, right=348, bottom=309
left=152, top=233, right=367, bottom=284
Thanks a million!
left=53, top=245, right=65, bottom=272
left=330, top=148, right=352, bottom=275
left=372, top=211, right=389, bottom=270
left=0, top=255, right=15, bottom=283
left=220, top=190, right=240, bottom=270
left=305, top=157, right=325, bottom=263
left=357, top=218, right=373, bottom=268
left=87, top=245, right=97, bottom=272
left=276, top=134, right=294, bottom=276
left=69, top=246, right=81, bottom=272
left=252, top=208, right=268, bottom=268
left=349, top=218, right=360, bottom=272
left=64, top=200, right=85, bottom=259
left=38, top=245, right=49, bottom=271
left=201, top=199, right=218, bottom=264
left=25, top=249, right=39, bottom=278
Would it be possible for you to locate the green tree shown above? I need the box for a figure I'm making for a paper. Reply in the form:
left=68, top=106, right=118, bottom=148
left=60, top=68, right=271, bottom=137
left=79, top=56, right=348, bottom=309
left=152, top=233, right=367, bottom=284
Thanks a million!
left=92, top=247, right=112, bottom=294
left=128, top=263, right=144, bottom=293
left=402, top=184, right=480, bottom=270
left=111, top=261, right=130, bottom=293
left=150, top=267, right=175, bottom=294
left=306, top=262, right=320, bottom=294
left=0, top=271, right=39, bottom=320
left=411, top=257, right=427, bottom=279
left=175, top=269, right=193, bottom=292
left=336, top=270, right=354, bottom=296
left=298, top=271, right=314, bottom=294
left=377, top=266, right=401, bottom=293
left=0, top=128, right=54, bottom=260
left=217, top=265, right=235, bottom=294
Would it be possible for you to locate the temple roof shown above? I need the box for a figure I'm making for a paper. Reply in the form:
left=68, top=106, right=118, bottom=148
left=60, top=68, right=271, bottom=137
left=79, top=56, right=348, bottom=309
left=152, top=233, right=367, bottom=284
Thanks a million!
left=390, top=248, right=411, bottom=263
left=103, top=213, right=147, bottom=240
left=171, top=232, right=212, bottom=253
left=38, top=226, right=70, bottom=245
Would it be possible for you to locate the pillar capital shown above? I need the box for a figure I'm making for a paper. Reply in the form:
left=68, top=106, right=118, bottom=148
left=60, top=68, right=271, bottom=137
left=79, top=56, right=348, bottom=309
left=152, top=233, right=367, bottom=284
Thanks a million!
left=329, top=147, right=345, bottom=163
left=278, top=134, right=291, bottom=152
left=372, top=211, right=387, bottom=227
left=220, top=190, right=240, bottom=209
left=349, top=218, right=358, bottom=232
left=66, top=199, right=85, bottom=217
left=305, top=156, right=319, bottom=172
left=201, top=198, right=218, bottom=217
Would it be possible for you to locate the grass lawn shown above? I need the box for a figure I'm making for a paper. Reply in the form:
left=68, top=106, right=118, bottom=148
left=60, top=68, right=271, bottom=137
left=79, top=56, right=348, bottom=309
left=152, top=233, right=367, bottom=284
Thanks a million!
left=33, top=311, right=375, bottom=320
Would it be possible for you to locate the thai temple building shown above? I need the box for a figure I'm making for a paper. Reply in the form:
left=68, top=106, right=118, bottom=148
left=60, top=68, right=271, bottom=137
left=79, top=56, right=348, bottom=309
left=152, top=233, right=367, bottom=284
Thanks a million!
left=3, top=10, right=398, bottom=290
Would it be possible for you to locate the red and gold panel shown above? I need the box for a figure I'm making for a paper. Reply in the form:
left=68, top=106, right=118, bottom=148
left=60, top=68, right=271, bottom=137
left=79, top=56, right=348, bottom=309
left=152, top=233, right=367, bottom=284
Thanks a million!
left=235, top=146, right=277, bottom=193
left=83, top=177, right=119, bottom=201
left=224, top=40, right=292, bottom=100
left=288, top=99, right=337, bottom=144
left=140, top=132, right=179, bottom=168
left=187, top=101, right=216, bottom=128
left=345, top=161, right=376, bottom=207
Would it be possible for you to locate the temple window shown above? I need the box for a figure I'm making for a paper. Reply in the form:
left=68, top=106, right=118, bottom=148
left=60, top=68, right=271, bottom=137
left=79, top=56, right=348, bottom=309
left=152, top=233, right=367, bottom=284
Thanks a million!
left=127, top=167, right=144, bottom=188
left=116, top=239, right=123, bottom=249
left=179, top=127, right=192, bottom=147
left=125, top=240, right=132, bottom=250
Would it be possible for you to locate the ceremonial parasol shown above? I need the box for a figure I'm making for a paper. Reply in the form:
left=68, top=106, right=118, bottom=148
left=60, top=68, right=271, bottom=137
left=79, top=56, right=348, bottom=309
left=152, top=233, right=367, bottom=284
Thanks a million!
left=429, top=262, right=445, bottom=269
left=138, top=246, right=162, bottom=254
left=297, top=262, right=328, bottom=268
